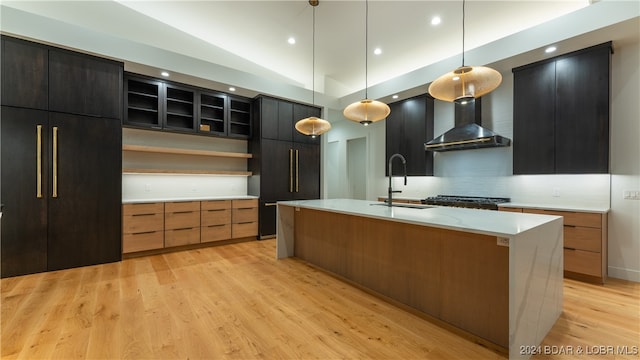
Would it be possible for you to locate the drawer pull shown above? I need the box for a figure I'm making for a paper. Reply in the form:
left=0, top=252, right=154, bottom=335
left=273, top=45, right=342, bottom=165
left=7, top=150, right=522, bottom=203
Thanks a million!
left=131, top=230, right=158, bottom=235
left=173, top=227, right=195, bottom=231
left=236, top=221, right=255, bottom=225
left=207, top=224, right=226, bottom=228
left=206, top=209, right=225, bottom=212
left=237, top=207, right=255, bottom=210
left=265, top=203, right=277, bottom=207
left=132, top=213, right=156, bottom=217
left=564, top=224, right=576, bottom=228
left=172, top=211, right=195, bottom=214
left=564, top=247, right=577, bottom=251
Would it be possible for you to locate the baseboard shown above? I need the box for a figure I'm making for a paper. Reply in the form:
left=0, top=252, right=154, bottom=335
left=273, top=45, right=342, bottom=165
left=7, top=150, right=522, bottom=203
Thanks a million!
left=608, top=266, right=640, bottom=282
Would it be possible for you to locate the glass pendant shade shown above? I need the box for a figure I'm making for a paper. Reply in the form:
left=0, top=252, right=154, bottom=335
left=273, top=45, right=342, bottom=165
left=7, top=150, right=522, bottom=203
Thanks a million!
left=428, top=65, right=502, bottom=103
left=295, top=116, right=332, bottom=137
left=343, top=99, right=391, bottom=125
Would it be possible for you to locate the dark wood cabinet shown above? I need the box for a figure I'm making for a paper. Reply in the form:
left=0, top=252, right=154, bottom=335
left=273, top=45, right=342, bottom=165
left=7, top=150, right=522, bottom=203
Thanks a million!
left=513, top=42, right=611, bottom=174
left=125, top=75, right=163, bottom=129
left=46, top=113, right=122, bottom=271
left=0, top=35, right=122, bottom=278
left=386, top=95, right=434, bottom=176
left=124, top=73, right=251, bottom=139
left=1, top=37, right=48, bottom=110
left=250, top=95, right=322, bottom=238
left=0, top=107, right=49, bottom=276
left=49, top=49, right=123, bottom=119
left=164, top=83, right=196, bottom=132
left=228, top=96, right=252, bottom=138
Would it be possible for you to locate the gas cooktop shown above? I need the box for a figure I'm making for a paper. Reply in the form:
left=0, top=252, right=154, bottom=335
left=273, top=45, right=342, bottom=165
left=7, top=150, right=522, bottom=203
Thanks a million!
left=421, top=195, right=511, bottom=210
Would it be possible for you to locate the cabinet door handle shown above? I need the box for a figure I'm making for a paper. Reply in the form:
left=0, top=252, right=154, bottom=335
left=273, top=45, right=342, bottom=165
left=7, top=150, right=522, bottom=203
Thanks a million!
left=289, top=149, right=294, bottom=193
left=264, top=203, right=277, bottom=207
left=295, top=149, right=299, bottom=192
left=52, top=126, right=58, bottom=198
left=36, top=125, right=43, bottom=198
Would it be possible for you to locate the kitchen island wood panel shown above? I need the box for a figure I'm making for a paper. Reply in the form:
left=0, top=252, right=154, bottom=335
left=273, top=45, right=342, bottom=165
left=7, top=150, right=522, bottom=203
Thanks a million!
left=278, top=199, right=563, bottom=360
left=294, top=207, right=508, bottom=349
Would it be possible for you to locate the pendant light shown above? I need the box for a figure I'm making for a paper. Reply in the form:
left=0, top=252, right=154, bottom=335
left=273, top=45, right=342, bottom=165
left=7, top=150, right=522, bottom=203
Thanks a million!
left=295, top=0, right=332, bottom=138
left=428, top=0, right=502, bottom=103
left=343, top=0, right=390, bottom=126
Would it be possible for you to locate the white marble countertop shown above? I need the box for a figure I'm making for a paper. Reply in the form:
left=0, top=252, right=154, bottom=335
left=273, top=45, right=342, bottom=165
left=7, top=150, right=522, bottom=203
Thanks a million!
left=123, top=195, right=258, bottom=204
left=278, top=199, right=562, bottom=238
left=499, top=202, right=610, bottom=213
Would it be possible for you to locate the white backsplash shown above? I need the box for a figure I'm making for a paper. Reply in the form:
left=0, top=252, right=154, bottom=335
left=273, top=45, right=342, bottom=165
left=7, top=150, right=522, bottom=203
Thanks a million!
left=122, top=174, right=248, bottom=201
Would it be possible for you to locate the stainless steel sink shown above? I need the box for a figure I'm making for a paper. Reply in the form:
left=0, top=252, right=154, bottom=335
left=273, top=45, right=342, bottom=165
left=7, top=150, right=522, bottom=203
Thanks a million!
left=370, top=203, right=432, bottom=210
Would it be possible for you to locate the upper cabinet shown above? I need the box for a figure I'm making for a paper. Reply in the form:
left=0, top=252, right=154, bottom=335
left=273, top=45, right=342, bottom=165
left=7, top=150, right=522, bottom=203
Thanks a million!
left=254, top=95, right=321, bottom=145
left=512, top=42, right=611, bottom=175
left=385, top=95, right=435, bottom=176
left=124, top=73, right=252, bottom=139
left=2, top=36, right=122, bottom=118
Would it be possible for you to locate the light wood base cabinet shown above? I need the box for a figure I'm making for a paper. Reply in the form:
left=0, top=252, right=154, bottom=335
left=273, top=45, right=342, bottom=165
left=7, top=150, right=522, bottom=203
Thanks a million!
left=123, top=198, right=258, bottom=254
left=232, top=199, right=259, bottom=238
left=201, top=200, right=232, bottom=242
left=499, top=206, right=608, bottom=283
left=123, top=203, right=164, bottom=253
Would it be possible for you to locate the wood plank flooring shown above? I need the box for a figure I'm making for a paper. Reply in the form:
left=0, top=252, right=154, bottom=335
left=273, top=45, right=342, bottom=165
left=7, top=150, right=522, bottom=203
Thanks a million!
left=1, top=239, right=638, bottom=359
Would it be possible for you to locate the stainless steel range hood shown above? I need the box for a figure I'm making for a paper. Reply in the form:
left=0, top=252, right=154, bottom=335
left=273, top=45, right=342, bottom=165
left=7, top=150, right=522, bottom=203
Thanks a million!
left=425, top=98, right=510, bottom=152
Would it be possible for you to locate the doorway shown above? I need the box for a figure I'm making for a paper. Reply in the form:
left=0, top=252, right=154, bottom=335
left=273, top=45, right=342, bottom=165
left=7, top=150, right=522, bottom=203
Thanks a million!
left=347, top=137, right=367, bottom=200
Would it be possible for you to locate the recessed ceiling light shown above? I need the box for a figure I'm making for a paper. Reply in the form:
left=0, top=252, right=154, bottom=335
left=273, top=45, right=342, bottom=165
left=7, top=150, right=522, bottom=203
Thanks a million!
left=229, top=87, right=236, bottom=92
left=374, top=47, right=382, bottom=55
left=431, top=16, right=441, bottom=26
left=161, top=71, right=170, bottom=77
left=288, top=37, right=296, bottom=45
left=392, top=95, right=399, bottom=99
left=545, top=46, right=557, bottom=54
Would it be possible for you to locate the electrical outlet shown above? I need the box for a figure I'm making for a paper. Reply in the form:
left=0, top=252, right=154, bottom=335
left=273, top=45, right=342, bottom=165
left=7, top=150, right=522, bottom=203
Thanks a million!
left=623, top=190, right=640, bottom=200
left=497, top=237, right=509, bottom=247
left=552, top=187, right=561, bottom=197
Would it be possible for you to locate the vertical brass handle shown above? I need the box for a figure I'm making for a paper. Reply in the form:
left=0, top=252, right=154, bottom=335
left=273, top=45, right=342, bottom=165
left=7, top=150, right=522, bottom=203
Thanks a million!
left=36, top=125, right=43, bottom=198
left=295, top=149, right=299, bottom=192
left=289, top=149, right=294, bottom=193
left=52, top=126, right=58, bottom=198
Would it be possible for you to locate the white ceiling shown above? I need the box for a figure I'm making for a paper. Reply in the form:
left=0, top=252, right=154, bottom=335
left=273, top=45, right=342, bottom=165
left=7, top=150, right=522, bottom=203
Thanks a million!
left=2, top=0, right=593, bottom=99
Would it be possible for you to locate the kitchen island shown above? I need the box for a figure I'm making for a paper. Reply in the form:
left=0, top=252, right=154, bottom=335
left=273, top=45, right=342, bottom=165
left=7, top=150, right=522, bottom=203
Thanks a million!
left=276, top=199, right=563, bottom=360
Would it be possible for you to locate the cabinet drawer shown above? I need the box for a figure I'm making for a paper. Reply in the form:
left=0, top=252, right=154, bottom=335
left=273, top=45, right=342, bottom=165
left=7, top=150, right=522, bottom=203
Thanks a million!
left=165, top=211, right=200, bottom=230
left=232, top=199, right=258, bottom=209
left=165, top=201, right=200, bottom=213
left=123, top=231, right=164, bottom=253
left=564, top=248, right=601, bottom=277
left=201, top=200, right=231, bottom=211
left=201, top=209, right=231, bottom=226
left=165, top=228, right=200, bottom=247
left=524, top=209, right=601, bottom=228
left=565, top=226, right=601, bottom=253
left=201, top=224, right=232, bottom=243
left=233, top=207, right=258, bottom=224
left=232, top=222, right=258, bottom=238
left=123, top=202, right=164, bottom=216
left=123, top=213, right=164, bottom=233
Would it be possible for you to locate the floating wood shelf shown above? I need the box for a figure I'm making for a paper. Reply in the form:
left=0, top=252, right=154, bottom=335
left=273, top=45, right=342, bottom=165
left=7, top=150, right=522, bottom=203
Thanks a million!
left=123, top=168, right=252, bottom=176
left=123, top=144, right=252, bottom=159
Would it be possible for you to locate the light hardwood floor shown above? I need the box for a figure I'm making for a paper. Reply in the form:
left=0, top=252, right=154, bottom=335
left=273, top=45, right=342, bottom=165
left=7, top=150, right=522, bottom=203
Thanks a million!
left=1, top=239, right=638, bottom=359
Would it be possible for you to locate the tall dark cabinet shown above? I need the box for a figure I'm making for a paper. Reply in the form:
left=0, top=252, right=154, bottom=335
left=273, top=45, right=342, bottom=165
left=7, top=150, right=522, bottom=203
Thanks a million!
left=1, top=36, right=123, bottom=278
left=512, top=42, right=611, bottom=175
left=249, top=96, right=321, bottom=238
left=385, top=95, right=434, bottom=176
